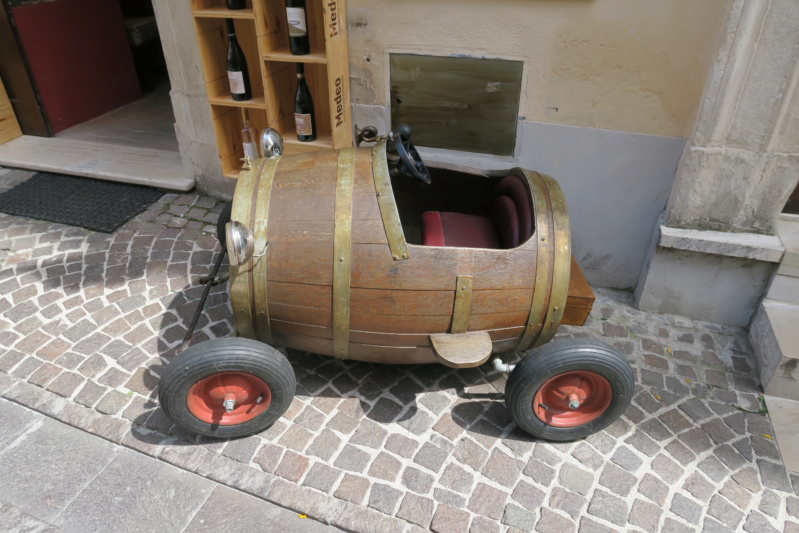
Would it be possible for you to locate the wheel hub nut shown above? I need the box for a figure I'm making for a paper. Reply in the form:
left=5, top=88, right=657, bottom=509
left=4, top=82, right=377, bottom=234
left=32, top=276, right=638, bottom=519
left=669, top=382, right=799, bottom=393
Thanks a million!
left=223, top=394, right=237, bottom=412
left=568, top=394, right=581, bottom=410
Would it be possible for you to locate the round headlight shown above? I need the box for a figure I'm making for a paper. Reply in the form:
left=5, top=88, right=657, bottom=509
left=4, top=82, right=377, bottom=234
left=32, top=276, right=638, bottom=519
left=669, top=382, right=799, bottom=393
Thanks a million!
left=225, top=221, right=255, bottom=267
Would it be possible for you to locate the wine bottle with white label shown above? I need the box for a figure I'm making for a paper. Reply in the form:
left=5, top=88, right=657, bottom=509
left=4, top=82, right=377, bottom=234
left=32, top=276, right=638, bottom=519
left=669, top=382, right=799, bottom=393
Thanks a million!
left=240, top=108, right=259, bottom=158
left=285, top=0, right=310, bottom=55
left=294, top=64, right=316, bottom=142
left=227, top=0, right=245, bottom=9
left=226, top=19, right=251, bottom=101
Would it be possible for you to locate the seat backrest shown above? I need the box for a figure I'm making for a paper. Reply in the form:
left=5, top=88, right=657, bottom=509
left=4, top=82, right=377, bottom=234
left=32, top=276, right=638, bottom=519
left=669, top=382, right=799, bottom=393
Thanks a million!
left=491, top=175, right=534, bottom=247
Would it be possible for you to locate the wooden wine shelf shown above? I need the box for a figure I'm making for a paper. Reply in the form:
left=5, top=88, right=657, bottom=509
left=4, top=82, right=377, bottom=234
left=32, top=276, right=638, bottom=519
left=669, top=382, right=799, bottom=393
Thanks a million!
left=192, top=7, right=255, bottom=19
left=284, top=130, right=332, bottom=149
left=190, top=0, right=352, bottom=179
left=208, top=94, right=267, bottom=109
left=263, top=48, right=327, bottom=64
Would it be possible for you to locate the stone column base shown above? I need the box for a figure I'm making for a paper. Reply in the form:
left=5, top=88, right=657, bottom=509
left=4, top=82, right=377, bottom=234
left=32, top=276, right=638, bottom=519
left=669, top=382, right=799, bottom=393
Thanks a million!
left=635, top=226, right=783, bottom=326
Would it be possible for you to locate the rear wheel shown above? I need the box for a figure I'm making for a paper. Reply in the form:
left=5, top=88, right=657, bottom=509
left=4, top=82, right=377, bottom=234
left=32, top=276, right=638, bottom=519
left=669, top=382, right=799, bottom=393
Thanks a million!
left=505, top=338, right=634, bottom=441
left=159, top=338, right=295, bottom=438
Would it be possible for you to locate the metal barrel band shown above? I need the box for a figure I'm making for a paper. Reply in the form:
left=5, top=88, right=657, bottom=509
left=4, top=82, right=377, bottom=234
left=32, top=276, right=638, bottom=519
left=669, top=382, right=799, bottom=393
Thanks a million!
left=534, top=173, right=571, bottom=348
left=230, top=158, right=267, bottom=339
left=252, top=157, right=280, bottom=345
left=333, top=148, right=356, bottom=358
left=515, top=169, right=554, bottom=352
left=371, top=140, right=409, bottom=261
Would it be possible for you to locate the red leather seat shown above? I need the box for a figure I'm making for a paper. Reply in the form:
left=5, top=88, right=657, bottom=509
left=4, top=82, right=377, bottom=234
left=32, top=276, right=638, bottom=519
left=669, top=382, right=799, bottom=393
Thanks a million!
left=422, top=175, right=533, bottom=249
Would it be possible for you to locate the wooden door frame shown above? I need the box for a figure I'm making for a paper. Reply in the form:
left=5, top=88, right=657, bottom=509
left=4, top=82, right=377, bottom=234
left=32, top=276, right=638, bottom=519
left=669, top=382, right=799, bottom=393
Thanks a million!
left=0, top=0, right=50, bottom=136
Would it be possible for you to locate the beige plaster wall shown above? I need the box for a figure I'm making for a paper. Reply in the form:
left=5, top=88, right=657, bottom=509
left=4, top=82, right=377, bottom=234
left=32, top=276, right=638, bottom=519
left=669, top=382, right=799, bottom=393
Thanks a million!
left=347, top=0, right=730, bottom=137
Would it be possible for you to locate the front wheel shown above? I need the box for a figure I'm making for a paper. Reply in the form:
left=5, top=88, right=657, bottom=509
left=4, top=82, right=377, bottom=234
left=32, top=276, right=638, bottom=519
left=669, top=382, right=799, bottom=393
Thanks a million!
left=505, top=338, right=634, bottom=441
left=159, top=338, right=296, bottom=438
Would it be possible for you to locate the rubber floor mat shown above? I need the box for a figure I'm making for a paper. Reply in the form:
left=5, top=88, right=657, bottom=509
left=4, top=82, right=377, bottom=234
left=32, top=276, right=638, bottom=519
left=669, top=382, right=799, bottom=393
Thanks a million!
left=0, top=172, right=165, bottom=233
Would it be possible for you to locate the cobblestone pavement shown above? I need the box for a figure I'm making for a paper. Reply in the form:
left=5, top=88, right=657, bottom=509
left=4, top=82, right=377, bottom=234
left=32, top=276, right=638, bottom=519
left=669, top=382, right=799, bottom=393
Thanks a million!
left=1, top=167, right=798, bottom=533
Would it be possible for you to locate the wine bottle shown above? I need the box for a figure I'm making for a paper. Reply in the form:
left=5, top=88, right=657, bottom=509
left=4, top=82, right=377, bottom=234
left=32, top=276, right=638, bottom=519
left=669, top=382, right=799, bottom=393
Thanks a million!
left=227, top=0, right=246, bottom=9
left=294, top=64, right=316, bottom=142
left=285, top=0, right=310, bottom=55
left=226, top=19, right=252, bottom=101
left=240, top=108, right=259, bottom=158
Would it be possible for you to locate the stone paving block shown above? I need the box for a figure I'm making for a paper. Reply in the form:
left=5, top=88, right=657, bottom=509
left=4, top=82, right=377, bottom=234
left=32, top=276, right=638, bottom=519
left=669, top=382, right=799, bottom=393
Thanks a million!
left=610, top=445, right=643, bottom=472
left=430, top=504, right=471, bottom=533
left=548, top=487, right=586, bottom=520
left=598, top=462, right=637, bottom=497
left=638, top=473, right=669, bottom=506
left=587, top=489, right=627, bottom=526
left=402, top=465, right=434, bottom=494
left=414, top=441, right=449, bottom=473
left=502, top=503, right=537, bottom=532
left=558, top=463, right=594, bottom=496
left=482, top=448, right=523, bottom=488
left=433, top=487, right=465, bottom=508
left=628, top=498, right=662, bottom=532
left=440, top=463, right=474, bottom=494
left=334, top=474, right=370, bottom=504
left=367, top=483, right=401, bottom=515
left=454, top=437, right=490, bottom=472
left=671, top=493, right=702, bottom=525
left=396, top=493, right=435, bottom=529
left=303, top=463, right=342, bottom=493
left=757, top=489, right=780, bottom=518
left=743, top=511, right=781, bottom=533
left=468, top=483, right=508, bottom=520
left=469, top=516, right=501, bottom=533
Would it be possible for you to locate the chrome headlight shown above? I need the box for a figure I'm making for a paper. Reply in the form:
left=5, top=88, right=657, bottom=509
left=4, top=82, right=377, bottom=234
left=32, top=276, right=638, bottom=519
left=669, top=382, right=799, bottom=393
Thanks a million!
left=260, top=128, right=284, bottom=159
left=226, top=221, right=255, bottom=267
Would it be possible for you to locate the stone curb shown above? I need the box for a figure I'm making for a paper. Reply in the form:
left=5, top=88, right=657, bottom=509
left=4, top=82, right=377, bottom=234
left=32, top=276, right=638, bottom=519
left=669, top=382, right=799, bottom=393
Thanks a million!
left=0, top=373, right=420, bottom=533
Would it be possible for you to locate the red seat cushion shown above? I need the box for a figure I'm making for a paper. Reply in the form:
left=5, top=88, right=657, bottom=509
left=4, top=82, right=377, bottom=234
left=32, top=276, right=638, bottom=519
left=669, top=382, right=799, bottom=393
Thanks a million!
left=421, top=211, right=445, bottom=246
left=493, top=175, right=533, bottom=243
left=422, top=211, right=501, bottom=249
left=490, top=195, right=520, bottom=248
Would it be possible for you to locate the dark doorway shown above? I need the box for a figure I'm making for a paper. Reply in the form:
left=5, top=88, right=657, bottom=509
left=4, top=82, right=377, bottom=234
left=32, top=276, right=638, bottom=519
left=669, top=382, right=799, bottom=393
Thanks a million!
left=1, top=0, right=172, bottom=142
left=784, top=181, right=799, bottom=215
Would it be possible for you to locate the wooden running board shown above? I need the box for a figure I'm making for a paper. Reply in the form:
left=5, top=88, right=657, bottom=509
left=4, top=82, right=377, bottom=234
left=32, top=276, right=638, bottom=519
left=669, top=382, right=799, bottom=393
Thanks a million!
left=430, top=331, right=493, bottom=369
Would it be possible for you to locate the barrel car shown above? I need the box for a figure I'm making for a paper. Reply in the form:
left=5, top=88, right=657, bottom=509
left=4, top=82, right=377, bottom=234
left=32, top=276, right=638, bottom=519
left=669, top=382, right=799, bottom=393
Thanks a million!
left=158, top=126, right=635, bottom=441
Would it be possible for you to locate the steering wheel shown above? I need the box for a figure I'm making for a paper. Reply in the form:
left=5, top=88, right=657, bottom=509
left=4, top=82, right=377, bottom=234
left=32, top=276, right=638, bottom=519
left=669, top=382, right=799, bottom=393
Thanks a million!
left=390, top=126, right=430, bottom=185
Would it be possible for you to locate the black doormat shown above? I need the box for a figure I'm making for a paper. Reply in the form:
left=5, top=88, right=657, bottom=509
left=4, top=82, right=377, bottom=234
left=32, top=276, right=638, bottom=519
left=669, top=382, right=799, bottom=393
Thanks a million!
left=0, top=172, right=165, bottom=233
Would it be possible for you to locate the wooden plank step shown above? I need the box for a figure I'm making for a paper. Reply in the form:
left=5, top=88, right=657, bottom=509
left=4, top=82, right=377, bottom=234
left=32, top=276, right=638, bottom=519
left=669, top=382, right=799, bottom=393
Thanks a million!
left=430, top=331, right=493, bottom=368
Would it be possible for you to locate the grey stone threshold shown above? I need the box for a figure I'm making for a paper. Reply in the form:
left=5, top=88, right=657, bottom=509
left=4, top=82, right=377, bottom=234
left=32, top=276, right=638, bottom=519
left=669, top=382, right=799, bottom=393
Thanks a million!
left=0, top=373, right=420, bottom=533
left=0, top=136, right=194, bottom=192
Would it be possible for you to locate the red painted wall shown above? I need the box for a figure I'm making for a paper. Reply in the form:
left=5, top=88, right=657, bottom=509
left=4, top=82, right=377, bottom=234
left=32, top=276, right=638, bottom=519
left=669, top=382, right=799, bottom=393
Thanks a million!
left=11, top=0, right=141, bottom=133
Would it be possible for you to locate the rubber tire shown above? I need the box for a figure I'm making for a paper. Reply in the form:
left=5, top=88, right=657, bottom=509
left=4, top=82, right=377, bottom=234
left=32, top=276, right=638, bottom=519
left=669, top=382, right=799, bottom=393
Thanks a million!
left=159, top=338, right=296, bottom=439
left=216, top=203, right=232, bottom=248
left=505, top=338, right=634, bottom=441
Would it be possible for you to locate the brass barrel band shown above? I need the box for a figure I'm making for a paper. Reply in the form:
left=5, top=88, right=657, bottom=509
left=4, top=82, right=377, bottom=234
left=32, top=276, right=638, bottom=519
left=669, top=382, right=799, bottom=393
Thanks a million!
left=534, top=173, right=571, bottom=347
left=515, top=169, right=553, bottom=352
left=451, top=275, right=474, bottom=334
left=252, top=157, right=280, bottom=345
left=371, top=140, right=409, bottom=261
left=229, top=159, right=266, bottom=339
left=333, top=148, right=356, bottom=358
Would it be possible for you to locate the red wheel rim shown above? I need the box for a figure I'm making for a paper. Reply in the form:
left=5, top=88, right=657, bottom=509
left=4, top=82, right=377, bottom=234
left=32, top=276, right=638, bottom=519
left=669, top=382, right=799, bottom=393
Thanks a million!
left=187, top=372, right=272, bottom=425
left=533, top=371, right=612, bottom=428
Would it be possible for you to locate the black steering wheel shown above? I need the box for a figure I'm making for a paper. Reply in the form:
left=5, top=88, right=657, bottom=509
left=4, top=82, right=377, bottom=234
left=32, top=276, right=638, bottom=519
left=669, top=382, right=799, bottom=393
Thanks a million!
left=390, top=125, right=430, bottom=185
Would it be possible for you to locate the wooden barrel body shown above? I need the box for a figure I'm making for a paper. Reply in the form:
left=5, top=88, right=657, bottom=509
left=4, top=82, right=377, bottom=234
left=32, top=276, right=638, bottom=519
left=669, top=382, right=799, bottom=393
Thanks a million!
left=228, top=142, right=571, bottom=364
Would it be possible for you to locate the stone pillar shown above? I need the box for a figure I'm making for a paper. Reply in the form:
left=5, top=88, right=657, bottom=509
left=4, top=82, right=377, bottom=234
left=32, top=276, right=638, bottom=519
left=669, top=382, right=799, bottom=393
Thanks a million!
left=151, top=0, right=234, bottom=200
left=636, top=0, right=799, bottom=326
